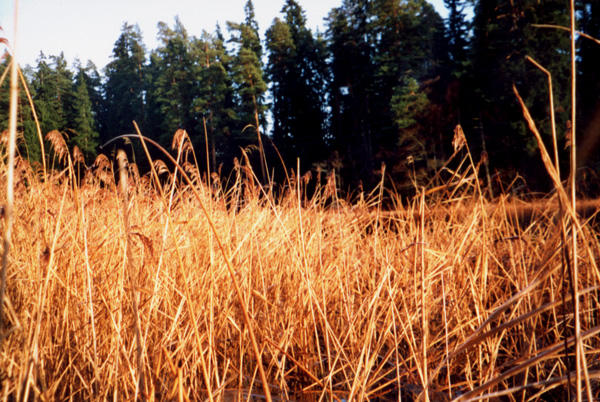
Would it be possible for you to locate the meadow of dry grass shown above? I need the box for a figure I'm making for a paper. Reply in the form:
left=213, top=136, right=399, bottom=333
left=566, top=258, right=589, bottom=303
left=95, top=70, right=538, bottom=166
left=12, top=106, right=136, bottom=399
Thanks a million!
left=0, top=134, right=599, bottom=401
left=1, top=1, right=599, bottom=397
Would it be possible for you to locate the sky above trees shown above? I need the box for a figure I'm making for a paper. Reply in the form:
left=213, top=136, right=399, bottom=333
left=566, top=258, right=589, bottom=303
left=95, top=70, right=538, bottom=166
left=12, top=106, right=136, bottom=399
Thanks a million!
left=1, top=0, right=447, bottom=68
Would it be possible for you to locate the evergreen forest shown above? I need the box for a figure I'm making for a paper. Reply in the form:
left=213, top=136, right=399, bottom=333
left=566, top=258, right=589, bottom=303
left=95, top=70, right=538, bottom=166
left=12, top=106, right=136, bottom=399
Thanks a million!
left=2, top=0, right=599, bottom=194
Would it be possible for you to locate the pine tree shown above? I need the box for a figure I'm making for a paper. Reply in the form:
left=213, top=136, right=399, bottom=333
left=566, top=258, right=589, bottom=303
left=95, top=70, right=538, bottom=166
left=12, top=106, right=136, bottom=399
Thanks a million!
left=266, top=19, right=295, bottom=159
left=70, top=69, right=99, bottom=159
left=371, top=0, right=446, bottom=136
left=0, top=61, right=40, bottom=162
left=51, top=53, right=75, bottom=130
left=194, top=27, right=237, bottom=170
left=466, top=0, right=570, bottom=180
left=227, top=0, right=268, bottom=181
left=326, top=0, right=376, bottom=181
left=80, top=61, right=104, bottom=136
left=102, top=23, right=146, bottom=142
left=444, top=0, right=469, bottom=72
left=148, top=18, right=198, bottom=145
left=31, top=53, right=72, bottom=135
left=439, top=0, right=468, bottom=142
left=27, top=53, right=75, bottom=164
left=266, top=0, right=328, bottom=169
left=144, top=53, right=165, bottom=143
left=327, top=0, right=446, bottom=185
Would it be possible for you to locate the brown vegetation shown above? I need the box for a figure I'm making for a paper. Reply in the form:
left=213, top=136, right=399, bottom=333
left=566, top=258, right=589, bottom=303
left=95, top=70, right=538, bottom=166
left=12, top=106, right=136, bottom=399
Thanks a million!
left=0, top=139, right=599, bottom=400
left=1, top=2, right=599, bottom=399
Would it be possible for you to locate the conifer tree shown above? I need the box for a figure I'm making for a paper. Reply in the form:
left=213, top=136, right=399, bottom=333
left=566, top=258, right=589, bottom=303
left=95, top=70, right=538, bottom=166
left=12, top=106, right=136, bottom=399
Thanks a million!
left=444, top=0, right=469, bottom=72
left=31, top=53, right=72, bottom=135
left=327, top=0, right=376, bottom=181
left=0, top=61, right=39, bottom=162
left=80, top=61, right=104, bottom=135
left=440, top=0, right=468, bottom=138
left=266, top=0, right=328, bottom=169
left=195, top=27, right=237, bottom=170
left=28, top=53, right=74, bottom=164
left=466, top=0, right=570, bottom=177
left=102, top=23, right=146, bottom=142
left=70, top=69, right=99, bottom=159
left=327, top=0, right=445, bottom=185
left=148, top=18, right=197, bottom=145
left=227, top=0, right=268, bottom=181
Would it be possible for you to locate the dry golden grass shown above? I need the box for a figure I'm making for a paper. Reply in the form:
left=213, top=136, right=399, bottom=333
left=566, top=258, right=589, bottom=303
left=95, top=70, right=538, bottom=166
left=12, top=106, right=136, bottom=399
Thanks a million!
left=0, top=143, right=599, bottom=401
left=0, top=2, right=599, bottom=397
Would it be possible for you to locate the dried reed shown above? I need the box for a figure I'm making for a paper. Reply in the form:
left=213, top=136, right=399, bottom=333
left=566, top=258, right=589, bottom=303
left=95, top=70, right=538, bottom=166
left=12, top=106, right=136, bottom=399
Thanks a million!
left=0, top=0, right=19, bottom=343
left=1, top=2, right=599, bottom=400
left=0, top=129, right=598, bottom=400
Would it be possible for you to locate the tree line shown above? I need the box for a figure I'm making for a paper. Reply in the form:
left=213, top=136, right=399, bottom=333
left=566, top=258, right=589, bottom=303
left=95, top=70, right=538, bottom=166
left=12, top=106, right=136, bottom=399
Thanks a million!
left=1, top=0, right=599, bottom=192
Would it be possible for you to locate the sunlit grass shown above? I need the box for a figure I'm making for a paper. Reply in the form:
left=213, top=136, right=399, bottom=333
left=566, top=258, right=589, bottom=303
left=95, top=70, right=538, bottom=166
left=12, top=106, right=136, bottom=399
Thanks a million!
left=0, top=138, right=599, bottom=400
left=1, top=1, right=599, bottom=398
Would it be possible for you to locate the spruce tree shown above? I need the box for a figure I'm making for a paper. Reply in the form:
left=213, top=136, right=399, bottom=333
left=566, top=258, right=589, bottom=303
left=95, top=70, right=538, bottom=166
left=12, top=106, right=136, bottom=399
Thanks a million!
left=194, top=27, right=237, bottom=170
left=327, top=0, right=446, bottom=185
left=70, top=69, right=99, bottom=159
left=266, top=19, right=295, bottom=160
left=444, top=0, right=469, bottom=72
left=31, top=53, right=71, bottom=135
left=148, top=18, right=197, bottom=146
left=326, top=0, right=376, bottom=181
left=0, top=61, right=40, bottom=162
left=80, top=61, right=104, bottom=136
left=227, top=0, right=268, bottom=181
left=102, top=23, right=146, bottom=142
left=467, top=0, right=570, bottom=179
left=28, top=53, right=74, bottom=164
left=266, top=0, right=328, bottom=169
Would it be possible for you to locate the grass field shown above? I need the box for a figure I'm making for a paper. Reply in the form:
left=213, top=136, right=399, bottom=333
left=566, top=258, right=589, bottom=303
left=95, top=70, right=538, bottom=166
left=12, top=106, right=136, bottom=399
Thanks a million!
left=1, top=2, right=599, bottom=398
left=0, top=135, right=599, bottom=401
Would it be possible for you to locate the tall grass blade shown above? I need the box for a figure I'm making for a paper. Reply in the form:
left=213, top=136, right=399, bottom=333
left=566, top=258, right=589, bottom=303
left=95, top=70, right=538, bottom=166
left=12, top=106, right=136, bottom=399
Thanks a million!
left=0, top=0, right=19, bottom=341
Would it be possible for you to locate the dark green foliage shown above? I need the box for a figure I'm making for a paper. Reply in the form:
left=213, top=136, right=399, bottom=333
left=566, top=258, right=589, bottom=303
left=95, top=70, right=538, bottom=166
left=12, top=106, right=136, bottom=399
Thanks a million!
left=102, top=23, right=146, bottom=142
left=227, top=0, right=268, bottom=138
left=0, top=53, right=100, bottom=164
left=265, top=0, right=328, bottom=169
left=146, top=18, right=197, bottom=145
left=371, top=0, right=447, bottom=174
left=70, top=69, right=99, bottom=159
left=79, top=61, right=104, bottom=135
left=0, top=61, right=40, bottom=162
left=28, top=53, right=76, bottom=163
left=1, top=0, right=599, bottom=193
left=444, top=0, right=469, bottom=71
left=195, top=27, right=237, bottom=169
left=327, top=0, right=446, bottom=186
left=31, top=53, right=73, bottom=136
left=227, top=0, right=269, bottom=180
left=438, top=0, right=468, bottom=139
left=463, top=0, right=571, bottom=184
left=145, top=19, right=238, bottom=171
left=326, top=0, right=377, bottom=181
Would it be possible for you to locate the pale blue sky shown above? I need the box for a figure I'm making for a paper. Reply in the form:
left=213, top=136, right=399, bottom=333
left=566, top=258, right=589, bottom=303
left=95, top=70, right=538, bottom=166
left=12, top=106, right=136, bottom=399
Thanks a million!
left=0, top=0, right=448, bottom=70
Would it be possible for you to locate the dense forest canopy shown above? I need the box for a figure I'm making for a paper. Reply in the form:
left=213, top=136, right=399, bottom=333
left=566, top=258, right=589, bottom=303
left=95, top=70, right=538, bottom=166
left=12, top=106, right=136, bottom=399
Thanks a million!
left=1, top=0, right=599, bottom=194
